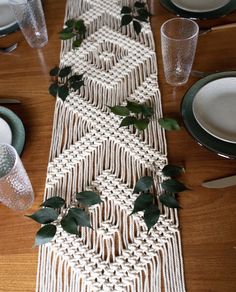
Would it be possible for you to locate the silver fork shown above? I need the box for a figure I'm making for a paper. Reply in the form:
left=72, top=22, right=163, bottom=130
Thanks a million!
left=0, top=43, right=18, bottom=53
left=191, top=69, right=236, bottom=78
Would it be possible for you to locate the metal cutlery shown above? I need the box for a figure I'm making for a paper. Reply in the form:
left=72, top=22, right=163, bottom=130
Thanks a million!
left=191, top=69, right=236, bottom=78
left=0, top=99, right=21, bottom=104
left=202, top=175, right=236, bottom=188
left=199, top=22, right=236, bottom=36
left=0, top=43, right=18, bottom=53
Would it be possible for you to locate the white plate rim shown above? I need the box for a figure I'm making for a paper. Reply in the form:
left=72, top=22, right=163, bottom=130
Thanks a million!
left=170, top=0, right=230, bottom=13
left=192, top=76, right=236, bottom=144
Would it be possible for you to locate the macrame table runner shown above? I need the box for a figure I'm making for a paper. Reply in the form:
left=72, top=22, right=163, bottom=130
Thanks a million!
left=36, top=0, right=186, bottom=291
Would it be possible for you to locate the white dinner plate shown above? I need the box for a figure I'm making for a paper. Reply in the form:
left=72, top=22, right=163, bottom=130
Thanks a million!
left=0, top=106, right=25, bottom=155
left=193, top=77, right=236, bottom=143
left=171, top=0, right=230, bottom=12
left=0, top=0, right=18, bottom=35
left=0, top=117, right=12, bottom=144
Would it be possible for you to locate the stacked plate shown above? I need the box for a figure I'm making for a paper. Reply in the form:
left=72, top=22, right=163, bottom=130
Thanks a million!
left=181, top=71, right=236, bottom=159
left=0, top=0, right=18, bottom=36
left=160, top=0, right=236, bottom=19
left=0, top=106, right=25, bottom=155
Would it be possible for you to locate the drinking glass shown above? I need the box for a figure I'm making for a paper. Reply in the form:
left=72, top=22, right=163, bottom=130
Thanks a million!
left=0, top=143, right=34, bottom=211
left=161, top=18, right=199, bottom=86
left=8, top=0, right=48, bottom=48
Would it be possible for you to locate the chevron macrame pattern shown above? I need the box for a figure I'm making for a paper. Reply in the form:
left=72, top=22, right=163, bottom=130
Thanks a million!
left=36, top=0, right=186, bottom=291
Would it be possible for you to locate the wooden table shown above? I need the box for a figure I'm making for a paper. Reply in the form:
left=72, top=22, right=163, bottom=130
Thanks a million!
left=0, top=1, right=236, bottom=291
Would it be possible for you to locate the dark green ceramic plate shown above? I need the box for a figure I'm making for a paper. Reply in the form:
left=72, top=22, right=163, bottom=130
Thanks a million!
left=160, top=0, right=236, bottom=19
left=0, top=22, right=19, bottom=36
left=181, top=71, right=236, bottom=159
left=0, top=106, right=25, bottom=156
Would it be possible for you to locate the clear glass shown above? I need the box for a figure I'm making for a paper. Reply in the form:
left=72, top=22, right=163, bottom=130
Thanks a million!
left=0, top=143, right=34, bottom=210
left=8, top=0, right=48, bottom=48
left=161, top=18, right=199, bottom=86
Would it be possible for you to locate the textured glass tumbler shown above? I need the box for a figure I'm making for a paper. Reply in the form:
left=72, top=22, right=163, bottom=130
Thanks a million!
left=161, top=18, right=199, bottom=86
left=8, top=0, right=48, bottom=48
left=0, top=143, right=34, bottom=211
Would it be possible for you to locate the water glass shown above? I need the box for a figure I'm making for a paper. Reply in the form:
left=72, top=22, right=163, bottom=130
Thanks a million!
left=8, top=0, right=48, bottom=48
left=161, top=18, right=199, bottom=86
left=0, top=143, right=34, bottom=211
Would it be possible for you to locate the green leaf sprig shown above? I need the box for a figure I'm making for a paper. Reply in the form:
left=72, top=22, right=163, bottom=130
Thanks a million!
left=121, top=1, right=152, bottom=35
left=108, top=100, right=154, bottom=131
left=131, top=164, right=187, bottom=231
left=26, top=191, right=102, bottom=246
left=158, top=118, right=181, bottom=131
left=59, top=18, right=86, bottom=48
left=49, top=65, right=84, bottom=101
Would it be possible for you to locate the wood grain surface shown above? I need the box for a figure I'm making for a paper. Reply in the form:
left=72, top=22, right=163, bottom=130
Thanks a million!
left=0, top=0, right=236, bottom=291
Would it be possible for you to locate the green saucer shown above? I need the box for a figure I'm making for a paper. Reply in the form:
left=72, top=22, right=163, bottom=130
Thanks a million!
left=160, top=0, right=236, bottom=19
left=181, top=71, right=236, bottom=159
left=0, top=106, right=25, bottom=156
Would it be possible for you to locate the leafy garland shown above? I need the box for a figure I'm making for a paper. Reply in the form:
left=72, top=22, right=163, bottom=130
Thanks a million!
left=49, top=65, right=84, bottom=101
left=131, top=164, right=187, bottom=231
left=27, top=191, right=102, bottom=246
left=109, top=101, right=154, bottom=131
left=121, top=1, right=151, bottom=35
left=28, top=11, right=185, bottom=245
left=59, top=19, right=86, bottom=48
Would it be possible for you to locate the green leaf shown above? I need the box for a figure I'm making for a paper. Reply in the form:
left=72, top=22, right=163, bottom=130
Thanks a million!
left=49, top=83, right=58, bottom=97
left=141, top=105, right=154, bottom=118
left=69, top=74, right=83, bottom=82
left=121, top=6, right=132, bottom=14
left=137, top=8, right=152, bottom=17
left=133, top=20, right=142, bottom=34
left=126, top=101, right=143, bottom=114
left=76, top=191, right=102, bottom=206
left=131, top=193, right=153, bottom=214
left=158, top=118, right=181, bottom=131
left=59, top=31, right=75, bottom=40
left=61, top=214, right=80, bottom=235
left=65, top=19, right=75, bottom=28
left=144, top=204, right=160, bottom=231
left=68, top=208, right=92, bottom=228
left=133, top=176, right=153, bottom=193
left=135, top=118, right=149, bottom=130
left=109, top=105, right=130, bottom=116
left=26, top=208, right=58, bottom=224
left=70, top=80, right=84, bottom=91
left=60, top=27, right=73, bottom=34
left=58, top=85, right=69, bottom=101
left=73, top=39, right=83, bottom=48
left=160, top=193, right=180, bottom=209
left=75, top=20, right=86, bottom=34
left=161, top=179, right=188, bottom=193
left=49, top=66, right=59, bottom=76
left=134, top=1, right=146, bottom=8
left=119, top=116, right=137, bottom=127
left=59, top=66, right=71, bottom=78
left=134, top=15, right=148, bottom=23
left=121, top=14, right=133, bottom=26
left=40, top=196, right=65, bottom=209
left=35, top=224, right=57, bottom=246
left=162, top=165, right=185, bottom=177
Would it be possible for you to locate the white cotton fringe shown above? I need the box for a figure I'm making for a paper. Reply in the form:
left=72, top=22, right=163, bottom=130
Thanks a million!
left=36, top=0, right=186, bottom=291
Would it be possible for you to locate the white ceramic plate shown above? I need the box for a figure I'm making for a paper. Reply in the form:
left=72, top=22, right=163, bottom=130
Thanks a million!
left=193, top=77, right=236, bottom=143
left=0, top=117, right=12, bottom=144
left=171, top=0, right=230, bottom=12
left=0, top=0, right=17, bottom=34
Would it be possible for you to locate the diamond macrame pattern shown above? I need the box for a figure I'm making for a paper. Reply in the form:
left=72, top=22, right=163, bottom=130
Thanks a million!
left=36, top=1, right=186, bottom=291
